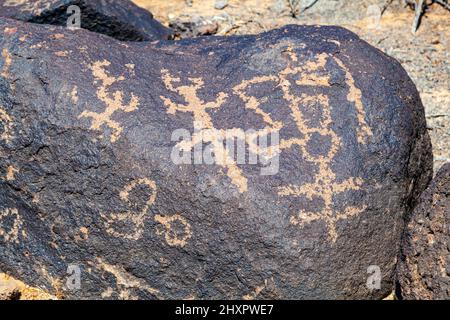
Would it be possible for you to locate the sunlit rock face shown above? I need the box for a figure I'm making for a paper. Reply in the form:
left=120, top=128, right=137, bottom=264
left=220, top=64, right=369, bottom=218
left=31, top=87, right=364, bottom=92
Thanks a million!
left=0, top=18, right=432, bottom=299
left=0, top=0, right=172, bottom=41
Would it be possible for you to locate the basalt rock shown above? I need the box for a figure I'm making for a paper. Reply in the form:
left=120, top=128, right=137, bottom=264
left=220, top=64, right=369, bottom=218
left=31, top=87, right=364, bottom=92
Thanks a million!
left=0, top=0, right=172, bottom=41
left=0, top=18, right=432, bottom=299
left=398, top=164, right=450, bottom=300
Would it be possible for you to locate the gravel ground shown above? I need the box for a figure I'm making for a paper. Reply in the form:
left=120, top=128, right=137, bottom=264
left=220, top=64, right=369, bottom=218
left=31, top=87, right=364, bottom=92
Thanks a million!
left=134, top=0, right=449, bottom=173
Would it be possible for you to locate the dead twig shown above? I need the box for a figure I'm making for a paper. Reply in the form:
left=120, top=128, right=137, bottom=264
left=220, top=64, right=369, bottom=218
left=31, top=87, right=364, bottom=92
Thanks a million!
left=412, top=0, right=425, bottom=33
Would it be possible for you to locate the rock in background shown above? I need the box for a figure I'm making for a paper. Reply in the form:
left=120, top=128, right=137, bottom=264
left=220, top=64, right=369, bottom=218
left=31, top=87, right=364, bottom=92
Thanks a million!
left=0, top=0, right=172, bottom=41
left=398, top=163, right=450, bottom=300
left=0, top=17, right=432, bottom=299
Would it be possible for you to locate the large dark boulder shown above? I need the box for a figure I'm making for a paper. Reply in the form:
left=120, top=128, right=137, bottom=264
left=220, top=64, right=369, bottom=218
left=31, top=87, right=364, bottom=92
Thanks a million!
left=398, top=163, right=449, bottom=300
left=0, top=0, right=172, bottom=41
left=0, top=18, right=432, bottom=299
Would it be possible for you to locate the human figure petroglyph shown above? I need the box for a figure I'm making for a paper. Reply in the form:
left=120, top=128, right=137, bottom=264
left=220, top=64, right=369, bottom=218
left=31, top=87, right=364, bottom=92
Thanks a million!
left=79, top=60, right=140, bottom=143
left=0, top=207, right=23, bottom=244
left=160, top=70, right=249, bottom=193
left=1, top=48, right=12, bottom=78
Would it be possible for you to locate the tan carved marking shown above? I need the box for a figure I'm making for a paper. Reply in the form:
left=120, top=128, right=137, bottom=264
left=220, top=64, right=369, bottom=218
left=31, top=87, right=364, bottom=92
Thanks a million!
left=242, top=277, right=275, bottom=300
left=0, top=106, right=13, bottom=143
left=37, top=266, right=62, bottom=297
left=154, top=213, right=192, bottom=248
left=101, top=178, right=156, bottom=241
left=160, top=69, right=250, bottom=192
left=96, top=258, right=161, bottom=299
left=4, top=27, right=17, bottom=35
left=334, top=57, right=373, bottom=143
left=0, top=208, right=23, bottom=244
left=79, top=60, right=139, bottom=142
left=1, top=48, right=12, bottom=78
left=54, top=51, right=68, bottom=57
left=0, top=273, right=56, bottom=300
left=71, top=85, right=78, bottom=104
left=160, top=48, right=371, bottom=242
left=160, top=71, right=283, bottom=192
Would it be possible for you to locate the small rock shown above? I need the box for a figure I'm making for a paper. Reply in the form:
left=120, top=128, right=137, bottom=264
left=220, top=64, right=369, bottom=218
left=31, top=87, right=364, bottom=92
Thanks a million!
left=214, top=0, right=229, bottom=10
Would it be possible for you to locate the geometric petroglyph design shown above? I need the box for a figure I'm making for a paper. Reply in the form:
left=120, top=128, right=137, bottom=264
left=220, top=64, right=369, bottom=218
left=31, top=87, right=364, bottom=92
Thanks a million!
left=154, top=213, right=192, bottom=248
left=101, top=178, right=157, bottom=241
left=79, top=60, right=140, bottom=143
left=160, top=47, right=373, bottom=243
left=0, top=106, right=13, bottom=143
left=0, top=208, right=23, bottom=244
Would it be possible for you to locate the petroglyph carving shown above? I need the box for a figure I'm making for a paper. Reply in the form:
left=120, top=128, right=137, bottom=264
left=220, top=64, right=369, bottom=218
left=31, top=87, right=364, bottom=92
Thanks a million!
left=1, top=48, right=12, bottom=78
left=5, top=165, right=18, bottom=181
left=154, top=213, right=192, bottom=248
left=79, top=60, right=140, bottom=143
left=0, top=106, right=13, bottom=142
left=160, top=70, right=282, bottom=193
left=101, top=178, right=156, bottom=241
left=95, top=258, right=161, bottom=299
left=160, top=48, right=372, bottom=243
left=0, top=208, right=23, bottom=244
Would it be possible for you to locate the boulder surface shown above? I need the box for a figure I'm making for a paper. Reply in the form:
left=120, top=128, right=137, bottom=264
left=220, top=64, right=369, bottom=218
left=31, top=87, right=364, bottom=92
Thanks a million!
left=0, top=18, right=432, bottom=299
left=0, top=0, right=172, bottom=41
left=398, top=163, right=449, bottom=300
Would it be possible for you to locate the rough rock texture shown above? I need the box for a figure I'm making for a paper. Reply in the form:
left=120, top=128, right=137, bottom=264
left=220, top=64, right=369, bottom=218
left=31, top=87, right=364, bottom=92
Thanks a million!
left=398, top=163, right=450, bottom=300
left=0, top=0, right=172, bottom=41
left=0, top=18, right=432, bottom=299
